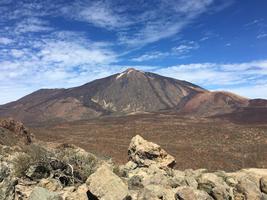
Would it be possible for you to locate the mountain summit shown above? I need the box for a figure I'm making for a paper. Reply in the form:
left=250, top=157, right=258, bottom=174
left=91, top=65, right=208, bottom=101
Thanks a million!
left=0, top=69, right=259, bottom=123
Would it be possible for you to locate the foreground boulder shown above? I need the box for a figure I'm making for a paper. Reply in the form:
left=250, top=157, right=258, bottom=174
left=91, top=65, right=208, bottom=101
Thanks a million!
left=86, top=164, right=130, bottom=200
left=128, top=135, right=176, bottom=168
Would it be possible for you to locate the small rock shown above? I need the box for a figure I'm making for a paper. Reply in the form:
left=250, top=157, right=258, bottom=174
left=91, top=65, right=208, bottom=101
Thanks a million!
left=38, top=178, right=62, bottom=191
left=28, top=187, right=62, bottom=200
left=64, top=184, right=88, bottom=200
left=138, top=184, right=176, bottom=200
left=26, top=164, right=51, bottom=180
left=128, top=175, right=144, bottom=190
left=175, top=186, right=213, bottom=200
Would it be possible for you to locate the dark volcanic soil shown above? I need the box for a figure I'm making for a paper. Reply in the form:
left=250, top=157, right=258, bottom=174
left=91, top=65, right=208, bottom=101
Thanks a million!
left=30, top=114, right=267, bottom=171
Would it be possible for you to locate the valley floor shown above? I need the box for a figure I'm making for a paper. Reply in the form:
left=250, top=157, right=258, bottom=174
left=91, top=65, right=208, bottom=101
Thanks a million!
left=30, top=114, right=267, bottom=171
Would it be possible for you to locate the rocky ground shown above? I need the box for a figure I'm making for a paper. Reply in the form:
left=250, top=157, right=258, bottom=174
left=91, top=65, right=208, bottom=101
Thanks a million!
left=1, top=119, right=267, bottom=200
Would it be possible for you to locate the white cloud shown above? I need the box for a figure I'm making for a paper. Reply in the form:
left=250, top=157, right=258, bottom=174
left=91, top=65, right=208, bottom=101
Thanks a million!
left=217, top=84, right=267, bottom=99
left=172, top=41, right=199, bottom=54
left=37, top=39, right=117, bottom=66
left=200, top=36, right=209, bottom=41
left=14, top=17, right=53, bottom=34
left=65, top=1, right=132, bottom=29
left=0, top=29, right=121, bottom=105
left=132, top=51, right=169, bottom=62
left=153, top=60, right=267, bottom=98
left=132, top=41, right=200, bottom=62
left=257, top=33, right=267, bottom=39
left=0, top=37, right=13, bottom=44
left=60, top=0, right=220, bottom=47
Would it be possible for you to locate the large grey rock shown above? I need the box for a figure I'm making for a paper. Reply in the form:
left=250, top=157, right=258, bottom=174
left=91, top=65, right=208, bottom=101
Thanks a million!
left=86, top=164, right=130, bottom=200
left=29, top=187, right=62, bottom=200
left=128, top=135, right=176, bottom=168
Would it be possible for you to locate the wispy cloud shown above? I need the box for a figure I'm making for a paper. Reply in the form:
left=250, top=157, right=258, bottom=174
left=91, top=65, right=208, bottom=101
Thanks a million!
left=132, top=41, right=200, bottom=62
left=62, top=1, right=132, bottom=29
left=0, top=37, right=13, bottom=44
left=217, top=83, right=267, bottom=99
left=153, top=60, right=267, bottom=97
left=14, top=17, right=53, bottom=34
left=0, top=28, right=121, bottom=104
left=131, top=51, right=168, bottom=62
left=172, top=41, right=200, bottom=54
left=257, top=33, right=267, bottom=39
left=60, top=0, right=224, bottom=47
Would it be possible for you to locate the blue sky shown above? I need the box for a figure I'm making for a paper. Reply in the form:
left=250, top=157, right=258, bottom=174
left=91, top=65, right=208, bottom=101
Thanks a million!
left=0, top=0, right=267, bottom=104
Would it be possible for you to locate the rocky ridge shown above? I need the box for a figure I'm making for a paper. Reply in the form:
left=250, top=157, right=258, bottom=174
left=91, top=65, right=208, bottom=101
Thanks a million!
left=1, top=121, right=267, bottom=199
left=0, top=118, right=33, bottom=146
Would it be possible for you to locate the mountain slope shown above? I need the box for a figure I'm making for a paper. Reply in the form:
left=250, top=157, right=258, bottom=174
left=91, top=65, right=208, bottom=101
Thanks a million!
left=1, top=68, right=265, bottom=124
left=0, top=68, right=207, bottom=123
left=218, top=99, right=267, bottom=123
left=179, top=91, right=249, bottom=116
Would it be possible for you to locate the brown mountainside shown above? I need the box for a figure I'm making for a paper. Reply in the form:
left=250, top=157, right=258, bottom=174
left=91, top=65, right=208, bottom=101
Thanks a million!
left=0, top=68, right=265, bottom=123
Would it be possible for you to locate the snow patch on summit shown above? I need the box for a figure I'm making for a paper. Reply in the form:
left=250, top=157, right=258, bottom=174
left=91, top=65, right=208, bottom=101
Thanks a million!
left=116, top=72, right=126, bottom=80
left=116, top=68, right=145, bottom=80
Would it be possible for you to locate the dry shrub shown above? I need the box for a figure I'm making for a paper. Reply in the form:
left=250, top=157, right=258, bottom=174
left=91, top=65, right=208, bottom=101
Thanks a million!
left=13, top=144, right=52, bottom=177
left=12, top=143, right=99, bottom=182
left=12, top=153, right=31, bottom=177
left=55, top=145, right=98, bottom=181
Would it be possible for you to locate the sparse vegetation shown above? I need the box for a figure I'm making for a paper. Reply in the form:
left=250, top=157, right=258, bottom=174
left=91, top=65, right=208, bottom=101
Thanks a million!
left=56, top=145, right=98, bottom=182
left=12, top=144, right=51, bottom=177
left=11, top=143, right=99, bottom=183
left=13, top=153, right=31, bottom=177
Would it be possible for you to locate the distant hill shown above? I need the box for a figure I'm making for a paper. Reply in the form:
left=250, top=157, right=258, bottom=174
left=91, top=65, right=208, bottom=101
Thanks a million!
left=0, top=68, right=265, bottom=123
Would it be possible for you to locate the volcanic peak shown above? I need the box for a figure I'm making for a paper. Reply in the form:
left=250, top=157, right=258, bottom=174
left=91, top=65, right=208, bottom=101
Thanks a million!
left=116, top=68, right=144, bottom=80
